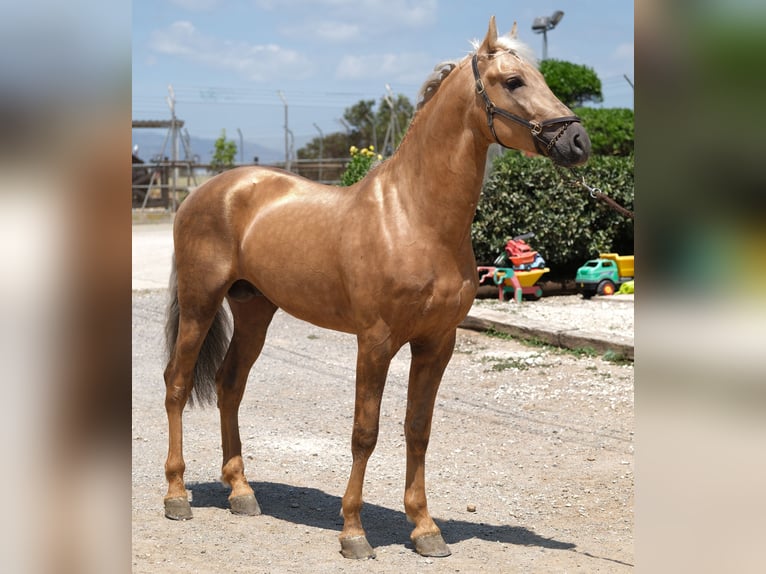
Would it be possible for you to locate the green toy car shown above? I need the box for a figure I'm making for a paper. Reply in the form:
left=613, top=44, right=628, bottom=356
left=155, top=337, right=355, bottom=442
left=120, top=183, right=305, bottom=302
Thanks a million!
left=575, top=253, right=634, bottom=299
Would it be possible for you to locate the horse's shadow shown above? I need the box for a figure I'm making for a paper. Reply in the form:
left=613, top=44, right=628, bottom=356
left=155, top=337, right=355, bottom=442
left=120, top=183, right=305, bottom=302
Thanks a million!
left=188, top=481, right=575, bottom=552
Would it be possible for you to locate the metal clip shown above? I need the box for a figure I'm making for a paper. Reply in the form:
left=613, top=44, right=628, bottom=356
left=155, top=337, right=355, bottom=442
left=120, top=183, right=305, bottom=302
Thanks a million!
left=530, top=121, right=542, bottom=136
left=580, top=176, right=601, bottom=198
left=475, top=78, right=485, bottom=95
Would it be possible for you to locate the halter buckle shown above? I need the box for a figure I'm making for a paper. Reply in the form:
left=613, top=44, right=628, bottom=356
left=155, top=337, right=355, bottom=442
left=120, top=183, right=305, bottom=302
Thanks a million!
left=475, top=78, right=485, bottom=95
left=530, top=121, right=542, bottom=136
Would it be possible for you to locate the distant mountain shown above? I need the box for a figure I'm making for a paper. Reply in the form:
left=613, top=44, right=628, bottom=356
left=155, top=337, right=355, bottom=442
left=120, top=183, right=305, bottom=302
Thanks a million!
left=131, top=129, right=282, bottom=165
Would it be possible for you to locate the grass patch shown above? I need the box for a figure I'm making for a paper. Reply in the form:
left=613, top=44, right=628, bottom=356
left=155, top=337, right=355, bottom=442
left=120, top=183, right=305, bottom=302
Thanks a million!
left=602, top=349, right=632, bottom=365
left=483, top=354, right=554, bottom=372
left=482, top=328, right=613, bottom=361
left=517, top=336, right=598, bottom=359
left=483, top=327, right=516, bottom=341
left=486, top=357, right=531, bottom=372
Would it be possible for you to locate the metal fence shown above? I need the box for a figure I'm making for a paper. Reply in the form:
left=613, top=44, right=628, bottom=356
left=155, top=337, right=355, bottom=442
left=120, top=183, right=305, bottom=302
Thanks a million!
left=132, top=157, right=352, bottom=211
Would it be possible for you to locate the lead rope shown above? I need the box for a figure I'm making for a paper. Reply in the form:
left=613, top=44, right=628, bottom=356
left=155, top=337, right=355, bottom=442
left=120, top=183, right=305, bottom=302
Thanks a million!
left=555, top=166, right=635, bottom=219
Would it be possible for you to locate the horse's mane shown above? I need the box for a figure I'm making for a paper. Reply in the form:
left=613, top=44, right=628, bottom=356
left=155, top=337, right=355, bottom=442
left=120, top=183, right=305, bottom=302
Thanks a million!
left=415, top=35, right=537, bottom=112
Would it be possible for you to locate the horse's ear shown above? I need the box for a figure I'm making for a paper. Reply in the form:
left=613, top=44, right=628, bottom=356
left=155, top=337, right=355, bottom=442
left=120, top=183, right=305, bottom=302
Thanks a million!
left=479, top=15, right=499, bottom=54
left=509, top=22, right=518, bottom=39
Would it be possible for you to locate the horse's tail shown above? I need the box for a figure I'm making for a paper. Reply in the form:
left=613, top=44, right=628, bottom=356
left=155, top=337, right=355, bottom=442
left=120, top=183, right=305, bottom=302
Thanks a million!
left=165, top=256, right=231, bottom=407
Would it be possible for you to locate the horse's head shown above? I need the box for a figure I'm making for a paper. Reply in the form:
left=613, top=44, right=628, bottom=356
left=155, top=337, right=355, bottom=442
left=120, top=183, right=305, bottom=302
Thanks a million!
left=472, top=16, right=590, bottom=167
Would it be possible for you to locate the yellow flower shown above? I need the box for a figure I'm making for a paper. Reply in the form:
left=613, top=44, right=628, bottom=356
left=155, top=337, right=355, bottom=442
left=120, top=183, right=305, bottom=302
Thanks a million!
left=368, top=145, right=375, bottom=151
left=349, top=145, right=358, bottom=155
left=377, top=154, right=383, bottom=161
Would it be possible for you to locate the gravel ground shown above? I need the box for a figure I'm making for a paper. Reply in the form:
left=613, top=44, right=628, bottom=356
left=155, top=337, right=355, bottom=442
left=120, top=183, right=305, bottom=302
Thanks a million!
left=132, top=290, right=633, bottom=573
left=473, top=292, right=634, bottom=343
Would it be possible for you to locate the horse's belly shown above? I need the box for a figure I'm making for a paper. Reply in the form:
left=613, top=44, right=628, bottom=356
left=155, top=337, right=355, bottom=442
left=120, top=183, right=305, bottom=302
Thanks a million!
left=268, top=279, right=357, bottom=334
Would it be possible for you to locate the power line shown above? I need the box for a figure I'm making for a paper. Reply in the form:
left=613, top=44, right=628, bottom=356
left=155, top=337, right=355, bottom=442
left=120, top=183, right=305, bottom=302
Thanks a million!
left=133, top=83, right=419, bottom=110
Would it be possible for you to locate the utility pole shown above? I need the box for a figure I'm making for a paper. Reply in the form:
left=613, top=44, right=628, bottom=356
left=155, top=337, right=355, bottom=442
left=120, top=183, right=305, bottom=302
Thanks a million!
left=623, top=75, right=634, bottom=108
left=277, top=90, right=291, bottom=171
left=366, top=113, right=378, bottom=151
left=167, top=85, right=179, bottom=211
left=381, top=84, right=400, bottom=157
left=338, top=117, right=352, bottom=152
left=313, top=123, right=324, bottom=182
left=236, top=128, right=244, bottom=164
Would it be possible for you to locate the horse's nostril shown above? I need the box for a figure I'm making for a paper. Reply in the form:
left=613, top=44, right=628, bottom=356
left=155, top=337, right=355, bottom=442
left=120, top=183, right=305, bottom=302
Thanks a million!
left=570, top=128, right=591, bottom=161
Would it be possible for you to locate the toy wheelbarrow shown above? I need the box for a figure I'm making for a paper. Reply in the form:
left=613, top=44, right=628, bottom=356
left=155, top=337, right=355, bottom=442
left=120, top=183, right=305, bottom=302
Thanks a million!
left=477, top=266, right=548, bottom=302
left=477, top=266, right=521, bottom=302
left=491, top=267, right=523, bottom=302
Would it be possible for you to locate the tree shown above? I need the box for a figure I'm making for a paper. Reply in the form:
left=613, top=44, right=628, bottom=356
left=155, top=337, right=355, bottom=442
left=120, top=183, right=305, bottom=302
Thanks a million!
left=297, top=94, right=414, bottom=160
left=375, top=94, right=414, bottom=155
left=342, top=99, right=377, bottom=149
left=297, top=131, right=353, bottom=161
left=209, top=129, right=237, bottom=173
left=539, top=59, right=603, bottom=108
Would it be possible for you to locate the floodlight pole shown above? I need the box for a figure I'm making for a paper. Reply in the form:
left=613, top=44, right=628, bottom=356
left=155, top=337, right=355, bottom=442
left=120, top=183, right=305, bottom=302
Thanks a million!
left=532, top=11, right=564, bottom=61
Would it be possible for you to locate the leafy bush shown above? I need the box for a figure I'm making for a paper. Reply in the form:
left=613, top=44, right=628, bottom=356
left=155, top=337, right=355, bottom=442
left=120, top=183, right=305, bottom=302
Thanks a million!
left=472, top=151, right=634, bottom=279
left=209, top=129, right=237, bottom=173
left=339, top=145, right=382, bottom=186
left=575, top=107, right=634, bottom=156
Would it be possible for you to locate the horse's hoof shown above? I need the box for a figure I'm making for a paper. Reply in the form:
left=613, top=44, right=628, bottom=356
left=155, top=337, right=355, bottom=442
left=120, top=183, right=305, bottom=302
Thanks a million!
left=230, top=494, right=261, bottom=516
left=340, top=536, right=376, bottom=559
left=164, top=497, right=193, bottom=520
left=413, top=533, right=451, bottom=557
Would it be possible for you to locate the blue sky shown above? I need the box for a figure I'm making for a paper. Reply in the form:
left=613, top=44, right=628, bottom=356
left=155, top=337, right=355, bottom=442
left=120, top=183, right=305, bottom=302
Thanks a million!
left=132, top=0, right=633, bottom=157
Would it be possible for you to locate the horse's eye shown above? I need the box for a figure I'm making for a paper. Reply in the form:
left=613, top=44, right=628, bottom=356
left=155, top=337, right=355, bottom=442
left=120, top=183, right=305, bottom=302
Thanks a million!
left=505, top=77, right=524, bottom=91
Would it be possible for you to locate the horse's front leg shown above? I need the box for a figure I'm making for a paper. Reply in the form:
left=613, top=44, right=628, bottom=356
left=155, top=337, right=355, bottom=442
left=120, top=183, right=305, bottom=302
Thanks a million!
left=339, top=331, right=394, bottom=559
left=403, top=330, right=456, bottom=557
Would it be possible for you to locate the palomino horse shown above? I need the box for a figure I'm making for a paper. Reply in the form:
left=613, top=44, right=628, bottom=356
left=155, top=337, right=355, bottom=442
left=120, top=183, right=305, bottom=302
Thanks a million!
left=163, top=16, right=590, bottom=559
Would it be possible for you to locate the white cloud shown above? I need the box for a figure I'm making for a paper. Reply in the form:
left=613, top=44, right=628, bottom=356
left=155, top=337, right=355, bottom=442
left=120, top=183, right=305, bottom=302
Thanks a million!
left=335, top=51, right=431, bottom=83
left=359, top=0, right=437, bottom=28
left=168, top=0, right=222, bottom=10
left=612, top=42, right=634, bottom=63
left=150, top=21, right=199, bottom=57
left=260, top=0, right=436, bottom=37
left=314, top=21, right=361, bottom=42
left=149, top=20, right=312, bottom=82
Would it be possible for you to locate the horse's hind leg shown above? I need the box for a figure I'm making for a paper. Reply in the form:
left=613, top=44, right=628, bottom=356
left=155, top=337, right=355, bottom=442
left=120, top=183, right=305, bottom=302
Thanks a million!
left=217, top=295, right=277, bottom=515
left=164, top=293, right=227, bottom=520
left=403, top=331, right=456, bottom=557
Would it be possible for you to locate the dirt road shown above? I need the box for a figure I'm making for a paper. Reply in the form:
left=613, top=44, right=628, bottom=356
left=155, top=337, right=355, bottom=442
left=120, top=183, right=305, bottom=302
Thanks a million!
left=132, top=289, right=633, bottom=573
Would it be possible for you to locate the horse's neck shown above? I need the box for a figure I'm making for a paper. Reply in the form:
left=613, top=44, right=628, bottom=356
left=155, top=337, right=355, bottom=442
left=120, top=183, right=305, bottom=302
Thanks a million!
left=377, top=73, right=488, bottom=249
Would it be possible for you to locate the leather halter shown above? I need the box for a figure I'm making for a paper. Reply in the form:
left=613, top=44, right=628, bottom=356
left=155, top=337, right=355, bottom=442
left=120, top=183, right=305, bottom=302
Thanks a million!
left=471, top=53, right=581, bottom=156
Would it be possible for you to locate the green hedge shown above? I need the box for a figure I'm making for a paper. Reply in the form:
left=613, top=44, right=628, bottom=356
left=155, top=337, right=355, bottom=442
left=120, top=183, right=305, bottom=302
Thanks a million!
left=574, top=107, right=634, bottom=156
left=472, top=151, right=634, bottom=279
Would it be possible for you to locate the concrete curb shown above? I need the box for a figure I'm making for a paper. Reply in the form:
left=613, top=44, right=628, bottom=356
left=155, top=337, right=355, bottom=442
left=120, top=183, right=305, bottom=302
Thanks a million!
left=460, top=305, right=634, bottom=360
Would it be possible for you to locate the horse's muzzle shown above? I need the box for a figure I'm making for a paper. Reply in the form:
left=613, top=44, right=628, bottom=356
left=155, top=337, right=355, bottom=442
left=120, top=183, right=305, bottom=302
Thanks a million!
left=546, top=123, right=591, bottom=167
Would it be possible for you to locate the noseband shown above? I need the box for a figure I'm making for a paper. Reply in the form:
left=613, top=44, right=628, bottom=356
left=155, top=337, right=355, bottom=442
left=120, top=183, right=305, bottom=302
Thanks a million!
left=471, top=54, right=580, bottom=156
